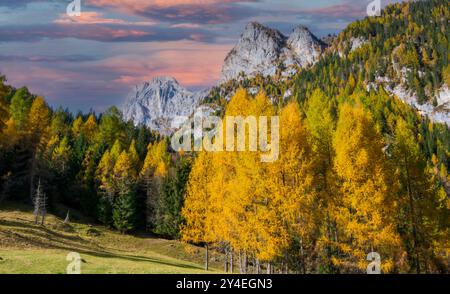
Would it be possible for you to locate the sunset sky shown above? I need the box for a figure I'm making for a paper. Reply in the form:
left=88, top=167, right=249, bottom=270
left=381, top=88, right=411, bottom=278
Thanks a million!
left=0, top=0, right=401, bottom=112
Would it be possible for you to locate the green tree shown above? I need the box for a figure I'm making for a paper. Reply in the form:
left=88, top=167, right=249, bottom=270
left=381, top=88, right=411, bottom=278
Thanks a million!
left=112, top=151, right=137, bottom=233
left=9, top=87, right=32, bottom=130
left=155, top=156, right=191, bottom=238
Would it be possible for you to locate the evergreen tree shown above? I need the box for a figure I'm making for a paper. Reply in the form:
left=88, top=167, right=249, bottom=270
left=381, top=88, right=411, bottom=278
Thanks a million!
left=112, top=151, right=137, bottom=233
left=155, top=156, right=191, bottom=238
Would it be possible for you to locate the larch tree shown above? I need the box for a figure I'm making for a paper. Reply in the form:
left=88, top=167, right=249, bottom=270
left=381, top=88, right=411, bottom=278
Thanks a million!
left=141, top=140, right=170, bottom=229
left=274, top=101, right=316, bottom=273
left=27, top=97, right=51, bottom=203
left=392, top=118, right=450, bottom=273
left=333, top=103, right=401, bottom=273
left=305, top=89, right=339, bottom=273
left=83, top=114, right=98, bottom=144
left=96, top=150, right=116, bottom=225
left=182, top=151, right=215, bottom=271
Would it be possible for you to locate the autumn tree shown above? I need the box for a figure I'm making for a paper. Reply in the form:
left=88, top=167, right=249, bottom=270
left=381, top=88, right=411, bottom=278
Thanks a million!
left=141, top=140, right=170, bottom=229
left=305, top=89, right=339, bottom=273
left=392, top=118, right=450, bottom=273
left=96, top=150, right=116, bottom=225
left=333, top=103, right=401, bottom=273
left=27, top=97, right=51, bottom=203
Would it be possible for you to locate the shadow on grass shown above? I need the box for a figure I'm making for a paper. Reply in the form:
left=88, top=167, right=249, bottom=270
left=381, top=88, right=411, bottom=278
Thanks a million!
left=0, top=220, right=203, bottom=271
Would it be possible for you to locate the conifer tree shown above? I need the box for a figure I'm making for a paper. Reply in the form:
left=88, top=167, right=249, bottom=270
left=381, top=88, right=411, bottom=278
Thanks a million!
left=112, top=151, right=137, bottom=233
left=96, top=150, right=115, bottom=225
left=141, top=140, right=170, bottom=229
left=333, top=103, right=401, bottom=273
left=392, top=118, right=450, bottom=273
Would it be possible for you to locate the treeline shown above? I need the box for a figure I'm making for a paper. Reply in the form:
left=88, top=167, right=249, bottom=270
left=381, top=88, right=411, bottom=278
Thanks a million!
left=0, top=75, right=188, bottom=237
left=182, top=88, right=449, bottom=274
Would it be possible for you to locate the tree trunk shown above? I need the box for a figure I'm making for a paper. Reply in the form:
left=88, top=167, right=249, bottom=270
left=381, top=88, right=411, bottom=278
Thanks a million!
left=230, top=249, right=233, bottom=273
left=243, top=252, right=248, bottom=274
left=205, top=244, right=209, bottom=271
left=266, top=262, right=271, bottom=274
left=239, top=251, right=243, bottom=273
left=224, top=247, right=228, bottom=273
left=300, top=238, right=306, bottom=274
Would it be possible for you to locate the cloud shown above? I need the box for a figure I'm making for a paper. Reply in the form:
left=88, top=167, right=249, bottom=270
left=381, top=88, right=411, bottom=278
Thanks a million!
left=0, top=0, right=58, bottom=8
left=306, top=3, right=367, bottom=19
left=304, top=0, right=405, bottom=20
left=85, top=0, right=261, bottom=24
left=92, top=40, right=232, bottom=88
left=0, top=23, right=217, bottom=43
left=0, top=54, right=99, bottom=62
left=54, top=11, right=156, bottom=26
left=0, top=40, right=232, bottom=111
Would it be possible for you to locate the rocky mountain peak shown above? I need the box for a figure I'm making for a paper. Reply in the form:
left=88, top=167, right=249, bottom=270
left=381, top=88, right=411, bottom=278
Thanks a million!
left=123, top=76, right=206, bottom=136
left=124, top=22, right=327, bottom=135
left=220, top=22, right=325, bottom=83
left=241, top=21, right=286, bottom=45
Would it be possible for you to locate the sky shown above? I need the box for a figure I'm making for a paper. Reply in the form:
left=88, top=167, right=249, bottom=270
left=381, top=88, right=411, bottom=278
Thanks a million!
left=0, top=0, right=402, bottom=112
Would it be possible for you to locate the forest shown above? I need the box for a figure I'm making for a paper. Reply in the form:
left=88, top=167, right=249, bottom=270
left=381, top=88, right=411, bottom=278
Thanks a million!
left=0, top=0, right=449, bottom=274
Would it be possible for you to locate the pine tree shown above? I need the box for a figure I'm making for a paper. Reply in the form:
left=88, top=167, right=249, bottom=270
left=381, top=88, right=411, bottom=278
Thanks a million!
left=112, top=151, right=137, bottom=233
left=9, top=87, right=32, bottom=130
left=155, top=156, right=191, bottom=238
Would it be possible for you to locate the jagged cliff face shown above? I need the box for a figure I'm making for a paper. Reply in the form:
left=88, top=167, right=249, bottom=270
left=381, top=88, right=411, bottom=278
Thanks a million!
left=123, top=22, right=326, bottom=135
left=220, top=22, right=326, bottom=83
left=122, top=77, right=206, bottom=136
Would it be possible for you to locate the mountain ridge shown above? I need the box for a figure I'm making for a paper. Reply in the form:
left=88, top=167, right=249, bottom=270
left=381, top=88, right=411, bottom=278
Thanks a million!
left=123, top=21, right=326, bottom=134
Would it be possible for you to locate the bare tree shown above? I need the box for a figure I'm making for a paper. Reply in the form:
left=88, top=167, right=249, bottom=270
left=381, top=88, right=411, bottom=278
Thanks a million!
left=33, top=179, right=47, bottom=225
left=64, top=210, right=70, bottom=224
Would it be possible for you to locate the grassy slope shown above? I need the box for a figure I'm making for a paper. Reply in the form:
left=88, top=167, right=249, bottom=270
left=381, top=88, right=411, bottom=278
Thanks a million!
left=0, top=203, right=223, bottom=274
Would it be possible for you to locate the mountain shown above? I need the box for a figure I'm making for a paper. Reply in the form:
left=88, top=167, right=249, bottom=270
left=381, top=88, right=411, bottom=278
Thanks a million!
left=220, top=22, right=326, bottom=83
left=123, top=2, right=449, bottom=135
left=122, top=77, right=207, bottom=136
left=123, top=22, right=326, bottom=135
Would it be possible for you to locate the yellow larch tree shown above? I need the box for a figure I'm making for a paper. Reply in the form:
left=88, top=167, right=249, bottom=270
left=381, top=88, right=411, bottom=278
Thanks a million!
left=305, top=89, right=339, bottom=273
left=141, top=140, right=170, bottom=228
left=333, top=103, right=401, bottom=273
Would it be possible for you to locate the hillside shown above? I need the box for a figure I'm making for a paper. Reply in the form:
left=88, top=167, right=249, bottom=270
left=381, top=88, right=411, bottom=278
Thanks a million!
left=0, top=202, right=222, bottom=274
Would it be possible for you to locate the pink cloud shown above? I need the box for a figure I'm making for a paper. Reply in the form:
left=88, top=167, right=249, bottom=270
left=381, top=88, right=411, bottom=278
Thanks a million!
left=85, top=0, right=258, bottom=24
left=170, top=23, right=202, bottom=29
left=54, top=11, right=156, bottom=26
left=99, top=41, right=232, bottom=88
left=306, top=3, right=366, bottom=19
